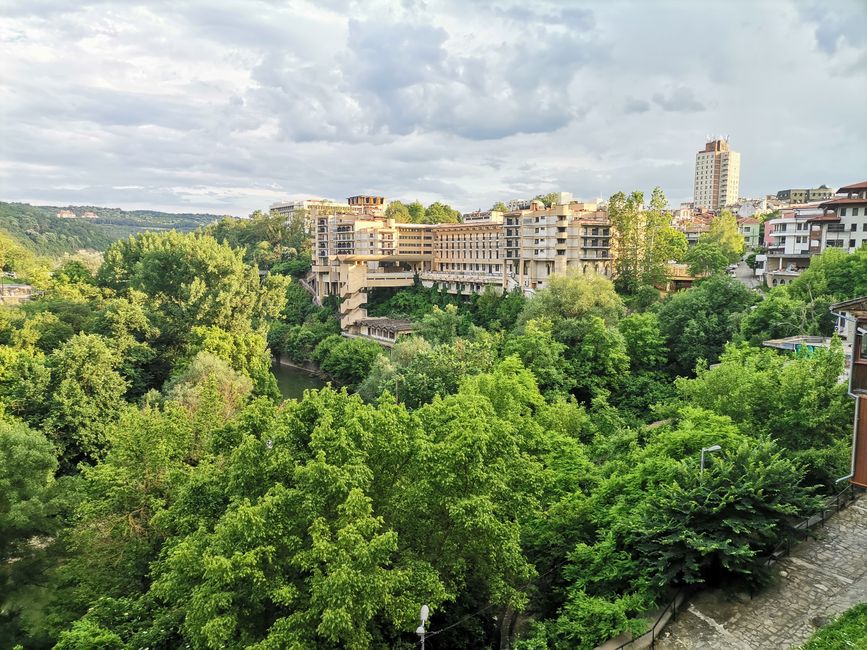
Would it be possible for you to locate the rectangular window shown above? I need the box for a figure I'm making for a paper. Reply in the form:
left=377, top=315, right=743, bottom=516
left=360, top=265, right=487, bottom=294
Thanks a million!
left=850, top=239, right=856, bottom=248
left=854, top=208, right=860, bottom=216
left=852, top=223, right=858, bottom=231
left=841, top=208, right=847, bottom=216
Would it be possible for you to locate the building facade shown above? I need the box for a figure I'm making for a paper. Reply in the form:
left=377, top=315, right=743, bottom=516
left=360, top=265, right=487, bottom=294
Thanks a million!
left=762, top=181, right=867, bottom=286
left=737, top=216, right=761, bottom=249
left=693, top=139, right=741, bottom=210
left=776, top=185, right=834, bottom=204
left=311, top=198, right=614, bottom=330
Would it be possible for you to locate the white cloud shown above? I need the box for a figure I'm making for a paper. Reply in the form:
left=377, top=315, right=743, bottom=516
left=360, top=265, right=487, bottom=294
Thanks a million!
left=0, top=0, right=865, bottom=215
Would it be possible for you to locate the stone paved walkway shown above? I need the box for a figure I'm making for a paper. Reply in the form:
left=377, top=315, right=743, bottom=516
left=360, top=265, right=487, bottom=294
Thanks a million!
left=655, top=500, right=867, bottom=649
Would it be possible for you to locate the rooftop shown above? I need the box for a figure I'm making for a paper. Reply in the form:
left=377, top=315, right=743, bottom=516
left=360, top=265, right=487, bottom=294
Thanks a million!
left=356, top=317, right=416, bottom=333
left=831, top=296, right=867, bottom=319
left=838, top=181, right=867, bottom=192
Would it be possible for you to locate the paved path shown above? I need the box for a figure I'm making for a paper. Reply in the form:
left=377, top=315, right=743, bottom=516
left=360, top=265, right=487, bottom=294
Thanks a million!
left=732, top=259, right=761, bottom=290
left=656, top=500, right=867, bottom=649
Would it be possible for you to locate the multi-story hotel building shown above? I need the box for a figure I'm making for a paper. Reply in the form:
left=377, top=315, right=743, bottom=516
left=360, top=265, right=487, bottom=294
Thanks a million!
left=693, top=139, right=741, bottom=210
left=310, top=198, right=614, bottom=330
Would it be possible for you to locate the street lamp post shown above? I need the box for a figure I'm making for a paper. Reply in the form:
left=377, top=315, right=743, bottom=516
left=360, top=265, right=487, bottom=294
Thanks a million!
left=416, top=605, right=429, bottom=649
left=700, top=445, right=722, bottom=474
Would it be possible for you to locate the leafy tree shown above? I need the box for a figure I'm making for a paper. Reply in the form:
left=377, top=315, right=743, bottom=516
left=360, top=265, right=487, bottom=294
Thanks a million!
left=676, top=342, right=852, bottom=486
left=617, top=312, right=667, bottom=372
left=0, top=418, right=59, bottom=563
left=519, top=270, right=623, bottom=327
left=424, top=202, right=461, bottom=224
left=739, top=288, right=811, bottom=345
left=533, top=193, right=561, bottom=208
left=185, top=326, right=279, bottom=399
left=44, top=333, right=128, bottom=469
left=554, top=316, right=630, bottom=400
left=0, top=346, right=51, bottom=425
left=631, top=438, right=819, bottom=590
left=407, top=201, right=425, bottom=224
left=385, top=200, right=411, bottom=223
left=96, top=231, right=288, bottom=355
left=164, top=352, right=253, bottom=420
left=504, top=320, right=574, bottom=397
left=701, top=211, right=744, bottom=263
left=418, top=304, right=471, bottom=344
left=656, top=274, right=756, bottom=375
left=319, top=337, right=384, bottom=389
left=359, top=336, right=499, bottom=409
left=685, top=241, right=729, bottom=276
left=491, top=202, right=508, bottom=212
left=608, top=188, right=683, bottom=293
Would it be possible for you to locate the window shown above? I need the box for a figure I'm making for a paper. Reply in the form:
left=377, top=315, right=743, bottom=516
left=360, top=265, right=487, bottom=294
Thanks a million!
left=850, top=239, right=856, bottom=248
left=852, top=223, right=858, bottom=231
left=841, top=208, right=847, bottom=216
left=862, top=223, right=867, bottom=232
left=854, top=208, right=861, bottom=216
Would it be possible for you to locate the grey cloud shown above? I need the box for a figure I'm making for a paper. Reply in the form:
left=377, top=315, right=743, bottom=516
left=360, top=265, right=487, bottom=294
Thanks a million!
left=624, top=97, right=650, bottom=114
left=0, top=0, right=865, bottom=216
left=652, top=87, right=705, bottom=113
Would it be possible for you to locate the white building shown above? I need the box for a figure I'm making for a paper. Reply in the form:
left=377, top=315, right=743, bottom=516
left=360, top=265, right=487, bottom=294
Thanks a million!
left=764, top=203, right=822, bottom=286
left=693, top=139, right=741, bottom=210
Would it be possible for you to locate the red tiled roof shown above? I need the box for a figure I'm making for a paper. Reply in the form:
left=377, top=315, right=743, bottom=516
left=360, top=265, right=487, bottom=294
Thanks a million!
left=808, top=213, right=841, bottom=222
left=837, top=181, right=867, bottom=192
left=819, top=197, right=867, bottom=208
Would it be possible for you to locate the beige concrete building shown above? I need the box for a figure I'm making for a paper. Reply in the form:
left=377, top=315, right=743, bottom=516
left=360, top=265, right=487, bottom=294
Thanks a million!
left=311, top=197, right=614, bottom=330
left=694, top=139, right=741, bottom=209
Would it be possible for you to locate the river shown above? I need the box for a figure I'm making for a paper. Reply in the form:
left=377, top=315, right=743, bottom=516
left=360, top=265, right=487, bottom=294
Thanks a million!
left=271, top=358, right=326, bottom=400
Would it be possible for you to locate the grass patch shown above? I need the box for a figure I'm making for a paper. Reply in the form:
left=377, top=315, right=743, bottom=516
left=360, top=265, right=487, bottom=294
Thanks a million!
left=802, top=603, right=867, bottom=649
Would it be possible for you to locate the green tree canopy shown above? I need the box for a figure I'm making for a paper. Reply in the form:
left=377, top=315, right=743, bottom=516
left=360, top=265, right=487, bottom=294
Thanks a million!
left=519, top=270, right=623, bottom=327
left=96, top=231, right=288, bottom=354
left=701, top=211, right=745, bottom=263
left=609, top=188, right=683, bottom=293
left=685, top=241, right=729, bottom=276
left=385, top=200, right=411, bottom=223
left=655, top=274, right=756, bottom=375
left=424, top=202, right=461, bottom=224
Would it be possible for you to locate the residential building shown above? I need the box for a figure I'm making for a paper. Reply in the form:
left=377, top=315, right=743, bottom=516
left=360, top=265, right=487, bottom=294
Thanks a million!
left=680, top=223, right=710, bottom=247
left=506, top=198, right=532, bottom=212
left=56, top=209, right=76, bottom=218
left=829, top=296, right=867, bottom=488
left=693, top=138, right=741, bottom=210
left=813, top=181, right=867, bottom=255
left=737, top=216, right=761, bottom=249
left=762, top=181, right=867, bottom=286
left=763, top=203, right=822, bottom=286
left=776, top=185, right=835, bottom=204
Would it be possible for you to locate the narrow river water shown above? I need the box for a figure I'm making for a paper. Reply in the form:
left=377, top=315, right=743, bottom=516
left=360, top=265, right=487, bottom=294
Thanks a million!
left=271, top=358, right=326, bottom=400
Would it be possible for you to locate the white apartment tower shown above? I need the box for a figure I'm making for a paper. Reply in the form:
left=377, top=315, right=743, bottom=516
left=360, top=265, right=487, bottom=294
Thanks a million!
left=693, top=139, right=741, bottom=210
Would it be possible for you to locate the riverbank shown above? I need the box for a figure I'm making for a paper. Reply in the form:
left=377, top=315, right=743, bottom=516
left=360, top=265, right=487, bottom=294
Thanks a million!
left=274, top=355, right=330, bottom=381
left=270, top=356, right=328, bottom=400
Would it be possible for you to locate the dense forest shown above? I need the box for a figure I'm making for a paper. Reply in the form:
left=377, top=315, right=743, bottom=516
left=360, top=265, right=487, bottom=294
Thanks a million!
left=0, top=205, right=863, bottom=649
left=0, top=202, right=222, bottom=257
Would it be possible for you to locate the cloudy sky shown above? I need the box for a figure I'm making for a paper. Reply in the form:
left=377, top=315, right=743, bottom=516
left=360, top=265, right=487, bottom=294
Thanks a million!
left=1, top=0, right=865, bottom=216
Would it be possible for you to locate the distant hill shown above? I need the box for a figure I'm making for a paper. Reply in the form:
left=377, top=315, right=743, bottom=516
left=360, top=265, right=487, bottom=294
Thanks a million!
left=0, top=202, right=226, bottom=256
